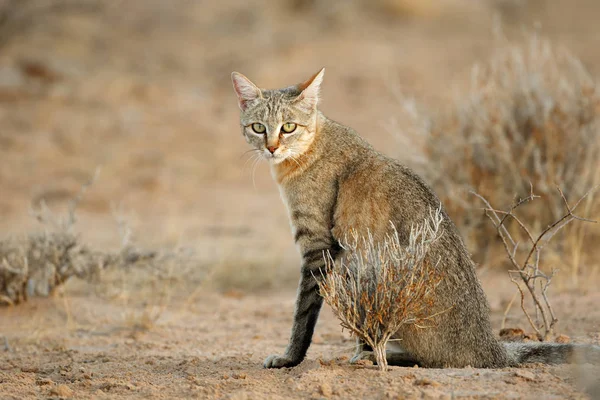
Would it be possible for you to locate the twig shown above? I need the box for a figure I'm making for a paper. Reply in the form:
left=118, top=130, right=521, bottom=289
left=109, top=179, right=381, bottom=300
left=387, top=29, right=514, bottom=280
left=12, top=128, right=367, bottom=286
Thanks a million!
left=473, top=186, right=597, bottom=340
left=501, top=290, right=518, bottom=330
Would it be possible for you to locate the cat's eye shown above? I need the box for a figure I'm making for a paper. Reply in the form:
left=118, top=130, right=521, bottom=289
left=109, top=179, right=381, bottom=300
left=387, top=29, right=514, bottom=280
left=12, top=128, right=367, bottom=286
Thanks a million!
left=252, top=123, right=266, bottom=133
left=281, top=123, right=297, bottom=134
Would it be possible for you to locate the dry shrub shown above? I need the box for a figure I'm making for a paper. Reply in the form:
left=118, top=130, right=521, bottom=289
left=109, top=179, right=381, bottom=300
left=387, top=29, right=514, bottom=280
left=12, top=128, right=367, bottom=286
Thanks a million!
left=474, top=185, right=597, bottom=341
left=0, top=205, right=157, bottom=306
left=408, top=36, right=600, bottom=279
left=318, top=208, right=444, bottom=371
left=0, top=171, right=199, bottom=307
left=0, top=231, right=105, bottom=305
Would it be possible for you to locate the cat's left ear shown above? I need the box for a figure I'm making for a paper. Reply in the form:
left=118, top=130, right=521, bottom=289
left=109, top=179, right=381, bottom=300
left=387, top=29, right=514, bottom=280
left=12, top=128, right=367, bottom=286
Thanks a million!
left=231, top=72, right=262, bottom=111
left=295, top=68, right=324, bottom=112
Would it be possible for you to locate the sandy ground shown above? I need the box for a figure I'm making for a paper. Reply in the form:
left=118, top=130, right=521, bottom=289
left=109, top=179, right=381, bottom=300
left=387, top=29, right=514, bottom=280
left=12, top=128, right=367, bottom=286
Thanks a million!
left=1, top=0, right=600, bottom=399
left=1, top=273, right=600, bottom=399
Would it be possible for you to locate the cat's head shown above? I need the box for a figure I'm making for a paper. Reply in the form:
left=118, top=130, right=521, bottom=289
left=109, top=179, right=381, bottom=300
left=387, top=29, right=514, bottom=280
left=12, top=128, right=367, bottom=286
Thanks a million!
left=231, top=68, right=324, bottom=164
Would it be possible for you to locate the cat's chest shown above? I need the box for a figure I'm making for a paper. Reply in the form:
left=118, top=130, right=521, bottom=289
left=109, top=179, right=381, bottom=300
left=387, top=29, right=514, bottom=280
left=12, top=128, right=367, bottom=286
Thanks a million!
left=276, top=176, right=334, bottom=229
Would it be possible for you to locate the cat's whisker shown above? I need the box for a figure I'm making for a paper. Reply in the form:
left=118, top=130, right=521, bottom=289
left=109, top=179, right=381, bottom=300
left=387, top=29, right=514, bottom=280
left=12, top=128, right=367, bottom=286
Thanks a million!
left=242, top=153, right=257, bottom=172
left=240, top=148, right=261, bottom=159
left=288, top=151, right=305, bottom=169
left=289, top=155, right=302, bottom=169
left=242, top=150, right=263, bottom=169
left=250, top=154, right=263, bottom=190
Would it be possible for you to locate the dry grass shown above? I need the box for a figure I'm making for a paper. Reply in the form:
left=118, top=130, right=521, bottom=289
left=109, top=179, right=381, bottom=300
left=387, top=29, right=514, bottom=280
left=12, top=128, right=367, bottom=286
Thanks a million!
left=317, top=208, right=445, bottom=371
left=403, top=36, right=600, bottom=282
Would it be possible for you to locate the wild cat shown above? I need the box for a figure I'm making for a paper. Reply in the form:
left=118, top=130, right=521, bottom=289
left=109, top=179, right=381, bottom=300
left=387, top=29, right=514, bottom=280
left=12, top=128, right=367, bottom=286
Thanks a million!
left=231, top=68, right=600, bottom=368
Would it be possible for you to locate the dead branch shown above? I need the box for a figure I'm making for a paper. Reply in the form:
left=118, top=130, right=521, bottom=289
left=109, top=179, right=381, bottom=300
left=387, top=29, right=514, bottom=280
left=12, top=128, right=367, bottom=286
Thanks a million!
left=473, top=185, right=598, bottom=340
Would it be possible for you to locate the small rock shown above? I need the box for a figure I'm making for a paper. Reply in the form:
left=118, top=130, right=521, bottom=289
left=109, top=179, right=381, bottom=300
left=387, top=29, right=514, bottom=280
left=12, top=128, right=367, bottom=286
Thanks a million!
left=318, top=358, right=334, bottom=366
left=354, top=359, right=373, bottom=367
left=319, top=383, right=333, bottom=397
left=514, top=370, right=536, bottom=381
left=50, top=384, right=74, bottom=398
left=36, top=377, right=54, bottom=386
left=20, top=365, right=39, bottom=373
left=414, top=378, right=440, bottom=387
left=232, top=373, right=247, bottom=379
left=83, top=373, right=92, bottom=380
left=499, top=328, right=525, bottom=341
left=555, top=334, right=571, bottom=343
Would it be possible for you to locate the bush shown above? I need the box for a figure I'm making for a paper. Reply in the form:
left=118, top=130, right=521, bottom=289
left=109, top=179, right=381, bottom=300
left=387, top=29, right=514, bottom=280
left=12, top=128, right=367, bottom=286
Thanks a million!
left=0, top=172, right=194, bottom=306
left=406, top=36, right=600, bottom=280
left=317, top=208, right=444, bottom=371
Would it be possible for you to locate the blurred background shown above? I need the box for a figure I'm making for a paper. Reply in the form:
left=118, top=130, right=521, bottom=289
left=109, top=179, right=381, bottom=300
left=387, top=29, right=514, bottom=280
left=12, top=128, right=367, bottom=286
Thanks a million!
left=0, top=0, right=598, bottom=293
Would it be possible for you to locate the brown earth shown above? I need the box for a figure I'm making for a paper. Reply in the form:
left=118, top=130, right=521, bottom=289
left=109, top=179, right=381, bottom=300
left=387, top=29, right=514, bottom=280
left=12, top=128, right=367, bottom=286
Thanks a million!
left=1, top=273, right=600, bottom=399
left=1, top=0, right=600, bottom=399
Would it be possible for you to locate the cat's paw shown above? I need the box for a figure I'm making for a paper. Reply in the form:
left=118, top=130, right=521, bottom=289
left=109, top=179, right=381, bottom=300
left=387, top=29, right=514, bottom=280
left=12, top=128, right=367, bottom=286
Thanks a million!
left=263, top=354, right=299, bottom=368
left=350, top=350, right=376, bottom=364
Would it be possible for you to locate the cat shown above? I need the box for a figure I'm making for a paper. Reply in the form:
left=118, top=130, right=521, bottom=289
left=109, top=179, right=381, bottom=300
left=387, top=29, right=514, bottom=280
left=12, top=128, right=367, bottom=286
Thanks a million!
left=231, top=68, right=600, bottom=368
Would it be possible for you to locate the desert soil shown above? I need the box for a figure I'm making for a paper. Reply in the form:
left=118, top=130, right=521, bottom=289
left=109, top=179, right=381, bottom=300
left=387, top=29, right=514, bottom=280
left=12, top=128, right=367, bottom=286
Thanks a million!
left=1, top=274, right=600, bottom=399
left=1, top=0, right=600, bottom=399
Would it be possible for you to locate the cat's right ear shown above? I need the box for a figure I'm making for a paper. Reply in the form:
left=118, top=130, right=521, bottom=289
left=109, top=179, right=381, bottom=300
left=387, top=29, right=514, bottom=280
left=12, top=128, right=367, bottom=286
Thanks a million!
left=231, top=72, right=261, bottom=111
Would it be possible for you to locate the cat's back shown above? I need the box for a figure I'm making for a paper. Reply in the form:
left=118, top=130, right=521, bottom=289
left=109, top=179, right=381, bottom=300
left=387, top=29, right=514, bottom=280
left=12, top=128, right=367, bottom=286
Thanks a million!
left=331, top=131, right=443, bottom=243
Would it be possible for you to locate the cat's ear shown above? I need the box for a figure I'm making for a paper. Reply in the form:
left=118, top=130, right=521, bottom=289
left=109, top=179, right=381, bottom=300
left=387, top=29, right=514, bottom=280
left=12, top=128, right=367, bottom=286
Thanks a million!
left=296, top=68, right=324, bottom=112
left=231, top=72, right=262, bottom=111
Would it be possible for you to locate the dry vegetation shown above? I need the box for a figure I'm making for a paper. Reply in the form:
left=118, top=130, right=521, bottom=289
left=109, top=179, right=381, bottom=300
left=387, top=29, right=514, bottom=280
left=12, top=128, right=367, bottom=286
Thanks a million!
left=318, top=209, right=445, bottom=371
left=0, top=0, right=599, bottom=398
left=403, top=36, right=600, bottom=284
left=474, top=185, right=598, bottom=341
left=0, top=172, right=205, bottom=308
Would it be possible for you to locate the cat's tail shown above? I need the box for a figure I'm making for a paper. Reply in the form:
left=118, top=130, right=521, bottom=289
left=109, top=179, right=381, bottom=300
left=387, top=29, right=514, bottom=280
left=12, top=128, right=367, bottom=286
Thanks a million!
left=504, top=342, right=600, bottom=365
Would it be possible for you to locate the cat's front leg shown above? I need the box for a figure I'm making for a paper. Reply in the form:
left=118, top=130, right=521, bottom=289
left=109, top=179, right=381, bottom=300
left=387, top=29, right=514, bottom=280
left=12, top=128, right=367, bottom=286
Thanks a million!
left=264, top=243, right=338, bottom=368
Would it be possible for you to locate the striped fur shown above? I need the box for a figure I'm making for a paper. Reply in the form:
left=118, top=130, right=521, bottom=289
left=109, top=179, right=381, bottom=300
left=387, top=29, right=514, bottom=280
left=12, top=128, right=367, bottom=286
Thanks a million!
left=231, top=69, right=600, bottom=369
left=505, top=342, right=600, bottom=365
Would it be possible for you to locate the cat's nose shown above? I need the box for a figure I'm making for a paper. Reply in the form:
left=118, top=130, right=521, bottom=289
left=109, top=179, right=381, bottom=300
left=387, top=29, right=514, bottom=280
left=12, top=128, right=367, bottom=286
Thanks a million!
left=267, top=145, right=278, bottom=154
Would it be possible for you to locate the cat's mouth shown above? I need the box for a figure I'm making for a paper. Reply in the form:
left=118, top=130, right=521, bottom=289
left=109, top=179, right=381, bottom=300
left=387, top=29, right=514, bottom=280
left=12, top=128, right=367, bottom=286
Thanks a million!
left=263, top=150, right=288, bottom=164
